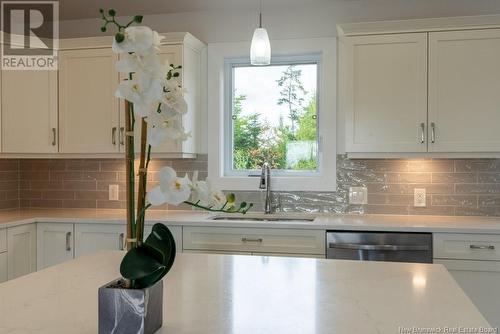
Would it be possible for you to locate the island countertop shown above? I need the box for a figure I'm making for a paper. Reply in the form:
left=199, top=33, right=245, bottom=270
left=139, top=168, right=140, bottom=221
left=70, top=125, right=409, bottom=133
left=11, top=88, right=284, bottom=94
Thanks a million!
left=0, top=251, right=492, bottom=334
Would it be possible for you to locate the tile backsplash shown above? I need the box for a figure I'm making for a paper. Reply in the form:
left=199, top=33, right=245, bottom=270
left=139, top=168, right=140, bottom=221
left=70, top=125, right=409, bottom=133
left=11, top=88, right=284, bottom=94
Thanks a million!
left=2, top=154, right=500, bottom=216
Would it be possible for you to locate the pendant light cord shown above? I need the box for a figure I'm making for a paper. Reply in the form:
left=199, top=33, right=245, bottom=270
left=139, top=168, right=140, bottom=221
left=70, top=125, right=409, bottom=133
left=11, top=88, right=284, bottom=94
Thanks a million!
left=259, top=0, right=263, bottom=28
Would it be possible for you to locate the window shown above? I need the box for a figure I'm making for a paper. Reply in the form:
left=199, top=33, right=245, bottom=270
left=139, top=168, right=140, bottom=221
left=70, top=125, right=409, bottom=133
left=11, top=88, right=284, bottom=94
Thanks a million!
left=226, top=56, right=320, bottom=176
left=208, top=39, right=337, bottom=191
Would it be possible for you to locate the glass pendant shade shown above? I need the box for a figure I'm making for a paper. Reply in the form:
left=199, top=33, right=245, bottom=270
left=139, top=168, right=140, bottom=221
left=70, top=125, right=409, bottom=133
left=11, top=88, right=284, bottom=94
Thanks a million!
left=250, top=27, right=271, bottom=66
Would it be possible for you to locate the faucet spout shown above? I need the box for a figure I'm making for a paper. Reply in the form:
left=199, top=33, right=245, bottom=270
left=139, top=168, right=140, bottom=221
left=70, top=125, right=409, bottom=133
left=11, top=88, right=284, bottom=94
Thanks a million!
left=259, top=162, right=272, bottom=214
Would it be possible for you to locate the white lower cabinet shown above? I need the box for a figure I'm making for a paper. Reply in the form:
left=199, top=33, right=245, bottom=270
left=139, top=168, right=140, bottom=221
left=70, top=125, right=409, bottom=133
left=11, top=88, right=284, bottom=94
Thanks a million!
left=182, top=226, right=325, bottom=257
left=435, top=259, right=500, bottom=329
left=0, top=252, right=7, bottom=283
left=74, top=224, right=126, bottom=258
left=7, top=224, right=36, bottom=280
left=37, top=223, right=74, bottom=270
left=434, top=233, right=500, bottom=328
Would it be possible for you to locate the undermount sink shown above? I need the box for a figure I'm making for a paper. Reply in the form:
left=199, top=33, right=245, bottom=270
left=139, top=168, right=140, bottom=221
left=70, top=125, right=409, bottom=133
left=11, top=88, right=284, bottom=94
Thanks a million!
left=209, top=216, right=315, bottom=222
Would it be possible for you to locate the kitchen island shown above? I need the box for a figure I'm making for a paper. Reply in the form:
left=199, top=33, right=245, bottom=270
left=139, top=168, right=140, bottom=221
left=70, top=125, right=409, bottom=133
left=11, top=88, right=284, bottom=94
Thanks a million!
left=0, top=251, right=492, bottom=334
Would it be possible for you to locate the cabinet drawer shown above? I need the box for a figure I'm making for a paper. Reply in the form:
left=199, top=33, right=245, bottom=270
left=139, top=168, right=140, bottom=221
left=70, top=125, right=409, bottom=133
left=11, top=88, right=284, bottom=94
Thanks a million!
left=183, top=227, right=325, bottom=255
left=0, top=228, right=6, bottom=253
left=434, top=233, right=500, bottom=261
left=0, top=252, right=6, bottom=283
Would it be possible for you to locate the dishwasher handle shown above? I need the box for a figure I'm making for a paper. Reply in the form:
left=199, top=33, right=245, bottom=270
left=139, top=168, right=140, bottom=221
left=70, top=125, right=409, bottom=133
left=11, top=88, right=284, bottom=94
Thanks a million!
left=328, top=243, right=430, bottom=251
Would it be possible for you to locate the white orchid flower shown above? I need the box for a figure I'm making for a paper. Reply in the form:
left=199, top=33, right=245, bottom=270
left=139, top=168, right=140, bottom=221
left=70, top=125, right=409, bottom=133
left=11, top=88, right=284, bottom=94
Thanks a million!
left=210, top=191, right=227, bottom=207
left=147, top=167, right=191, bottom=206
left=115, top=73, right=163, bottom=118
left=190, top=171, right=212, bottom=205
left=163, top=79, right=188, bottom=114
left=112, top=26, right=156, bottom=54
left=116, top=52, right=162, bottom=78
left=145, top=110, right=186, bottom=147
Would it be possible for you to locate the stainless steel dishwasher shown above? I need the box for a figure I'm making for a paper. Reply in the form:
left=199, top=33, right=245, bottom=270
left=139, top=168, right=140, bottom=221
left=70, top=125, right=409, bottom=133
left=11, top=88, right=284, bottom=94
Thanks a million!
left=326, top=231, right=432, bottom=263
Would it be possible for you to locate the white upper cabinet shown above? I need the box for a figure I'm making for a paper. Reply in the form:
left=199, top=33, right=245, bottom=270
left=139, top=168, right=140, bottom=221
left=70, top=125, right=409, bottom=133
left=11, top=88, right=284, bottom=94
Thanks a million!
left=58, top=47, right=120, bottom=154
left=428, top=29, right=500, bottom=152
left=129, top=33, right=205, bottom=158
left=342, top=33, right=428, bottom=153
left=2, top=70, right=58, bottom=153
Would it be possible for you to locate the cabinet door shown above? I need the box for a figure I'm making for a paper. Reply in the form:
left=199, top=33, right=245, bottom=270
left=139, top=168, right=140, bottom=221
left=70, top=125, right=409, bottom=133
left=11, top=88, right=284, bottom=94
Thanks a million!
left=7, top=224, right=36, bottom=280
left=435, top=259, right=500, bottom=329
left=1, top=70, right=58, bottom=153
left=342, top=33, right=428, bottom=152
left=429, top=29, right=500, bottom=152
left=74, top=224, right=125, bottom=257
left=0, top=252, right=7, bottom=283
left=36, top=223, right=74, bottom=270
left=59, top=48, right=120, bottom=153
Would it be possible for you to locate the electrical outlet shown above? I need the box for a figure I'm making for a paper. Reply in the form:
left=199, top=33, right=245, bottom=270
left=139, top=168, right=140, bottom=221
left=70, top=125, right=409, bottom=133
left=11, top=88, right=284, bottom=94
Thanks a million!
left=109, top=184, right=119, bottom=201
left=414, top=188, right=426, bottom=207
left=349, top=187, right=368, bottom=205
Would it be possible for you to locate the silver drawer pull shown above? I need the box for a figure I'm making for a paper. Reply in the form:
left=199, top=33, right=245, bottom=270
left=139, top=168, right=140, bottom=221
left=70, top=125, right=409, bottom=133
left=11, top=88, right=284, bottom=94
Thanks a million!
left=329, top=243, right=429, bottom=251
left=242, top=237, right=263, bottom=243
left=470, top=244, right=495, bottom=250
left=66, top=232, right=72, bottom=251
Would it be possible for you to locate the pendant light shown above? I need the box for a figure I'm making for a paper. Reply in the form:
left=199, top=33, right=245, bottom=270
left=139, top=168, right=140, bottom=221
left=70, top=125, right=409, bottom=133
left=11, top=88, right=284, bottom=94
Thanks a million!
left=250, top=0, right=271, bottom=66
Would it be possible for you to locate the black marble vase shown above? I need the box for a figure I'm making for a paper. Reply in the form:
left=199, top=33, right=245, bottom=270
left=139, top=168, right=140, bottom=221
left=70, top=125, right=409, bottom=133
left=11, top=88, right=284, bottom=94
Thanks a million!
left=98, top=278, right=163, bottom=334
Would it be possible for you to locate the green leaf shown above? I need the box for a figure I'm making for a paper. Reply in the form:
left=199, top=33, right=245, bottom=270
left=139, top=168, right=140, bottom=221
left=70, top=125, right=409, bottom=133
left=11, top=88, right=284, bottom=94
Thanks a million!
left=120, top=224, right=176, bottom=289
left=133, top=15, right=143, bottom=23
left=99, top=8, right=104, bottom=14
left=173, top=72, right=180, bottom=77
left=115, top=32, right=125, bottom=43
left=100, top=26, right=107, bottom=32
left=108, top=9, right=116, bottom=16
left=166, top=72, right=172, bottom=80
left=227, top=193, right=235, bottom=203
left=240, top=201, right=247, bottom=208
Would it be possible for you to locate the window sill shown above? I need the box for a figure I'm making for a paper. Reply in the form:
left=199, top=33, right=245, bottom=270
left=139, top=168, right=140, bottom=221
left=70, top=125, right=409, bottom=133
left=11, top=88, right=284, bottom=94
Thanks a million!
left=207, top=173, right=337, bottom=192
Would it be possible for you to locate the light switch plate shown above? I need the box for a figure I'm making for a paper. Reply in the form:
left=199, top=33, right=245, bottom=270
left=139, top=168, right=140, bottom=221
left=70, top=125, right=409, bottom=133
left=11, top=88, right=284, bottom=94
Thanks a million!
left=349, top=187, right=368, bottom=205
left=109, top=184, right=119, bottom=201
left=414, top=188, right=426, bottom=207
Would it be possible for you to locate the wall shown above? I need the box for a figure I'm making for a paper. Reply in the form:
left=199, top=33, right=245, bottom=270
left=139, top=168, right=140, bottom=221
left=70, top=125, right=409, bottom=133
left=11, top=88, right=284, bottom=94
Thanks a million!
left=5, top=2, right=500, bottom=215
left=18, top=156, right=207, bottom=211
left=0, top=160, right=19, bottom=210
left=8, top=155, right=500, bottom=217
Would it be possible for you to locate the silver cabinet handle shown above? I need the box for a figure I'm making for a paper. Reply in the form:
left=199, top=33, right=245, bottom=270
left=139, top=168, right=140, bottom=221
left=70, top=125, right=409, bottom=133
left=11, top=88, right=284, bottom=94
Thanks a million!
left=242, top=237, right=263, bottom=243
left=430, top=122, right=436, bottom=143
left=470, top=244, right=495, bottom=250
left=420, top=123, right=425, bottom=143
left=51, top=128, right=57, bottom=146
left=66, top=232, right=72, bottom=251
left=119, top=127, right=125, bottom=145
left=112, top=127, right=117, bottom=145
left=119, top=233, right=125, bottom=251
left=328, top=243, right=429, bottom=251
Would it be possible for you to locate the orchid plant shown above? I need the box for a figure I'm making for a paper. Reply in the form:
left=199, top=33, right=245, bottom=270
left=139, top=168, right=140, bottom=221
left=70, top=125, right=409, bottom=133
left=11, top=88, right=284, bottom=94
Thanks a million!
left=100, top=10, right=252, bottom=288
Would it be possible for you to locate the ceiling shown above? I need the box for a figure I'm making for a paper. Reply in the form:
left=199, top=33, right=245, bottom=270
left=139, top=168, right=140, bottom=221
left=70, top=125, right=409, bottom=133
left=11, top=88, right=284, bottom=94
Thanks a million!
left=51, top=0, right=500, bottom=21
left=54, top=0, right=355, bottom=20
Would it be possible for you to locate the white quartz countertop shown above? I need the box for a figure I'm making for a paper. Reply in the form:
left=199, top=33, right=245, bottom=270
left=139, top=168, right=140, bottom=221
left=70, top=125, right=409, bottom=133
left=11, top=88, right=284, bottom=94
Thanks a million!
left=0, top=251, right=491, bottom=334
left=0, top=208, right=500, bottom=233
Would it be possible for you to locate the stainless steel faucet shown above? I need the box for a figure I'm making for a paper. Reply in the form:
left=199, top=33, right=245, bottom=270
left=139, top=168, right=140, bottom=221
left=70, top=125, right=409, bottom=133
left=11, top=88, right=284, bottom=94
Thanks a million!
left=259, top=162, right=272, bottom=214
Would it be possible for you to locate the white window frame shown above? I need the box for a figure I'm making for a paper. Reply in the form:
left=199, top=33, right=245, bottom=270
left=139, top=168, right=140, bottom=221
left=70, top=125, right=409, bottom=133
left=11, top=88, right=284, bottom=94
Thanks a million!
left=207, top=38, right=337, bottom=191
left=225, top=54, right=321, bottom=177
